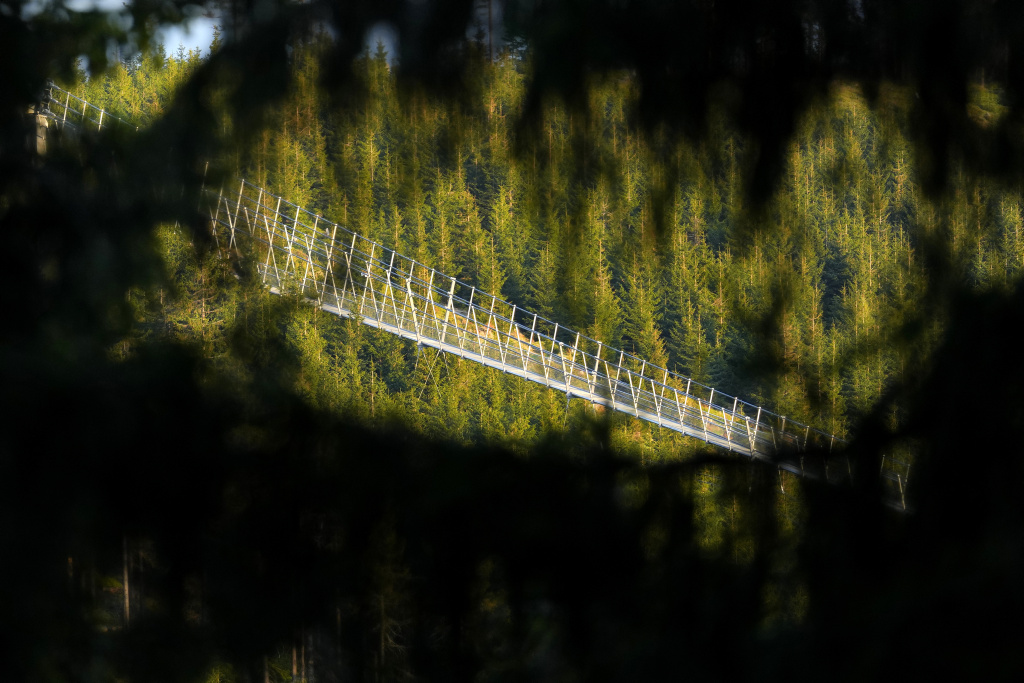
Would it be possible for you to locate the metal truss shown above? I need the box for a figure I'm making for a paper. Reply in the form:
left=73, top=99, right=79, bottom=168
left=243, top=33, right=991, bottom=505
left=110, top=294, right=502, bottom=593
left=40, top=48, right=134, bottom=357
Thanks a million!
left=42, top=83, right=912, bottom=509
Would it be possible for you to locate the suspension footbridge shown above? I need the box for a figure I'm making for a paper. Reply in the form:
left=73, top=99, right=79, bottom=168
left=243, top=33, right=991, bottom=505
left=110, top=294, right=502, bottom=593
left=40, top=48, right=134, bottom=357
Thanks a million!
left=38, top=83, right=911, bottom=509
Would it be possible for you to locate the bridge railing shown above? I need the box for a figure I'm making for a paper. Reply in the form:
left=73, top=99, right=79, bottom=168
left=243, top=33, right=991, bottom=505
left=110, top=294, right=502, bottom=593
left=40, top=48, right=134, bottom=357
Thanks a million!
left=42, top=82, right=138, bottom=134
left=206, top=178, right=846, bottom=467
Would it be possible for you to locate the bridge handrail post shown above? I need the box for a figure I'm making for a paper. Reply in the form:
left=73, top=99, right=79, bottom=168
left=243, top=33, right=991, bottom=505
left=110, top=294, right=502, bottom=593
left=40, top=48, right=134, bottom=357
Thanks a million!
left=487, top=295, right=504, bottom=367
left=358, top=243, right=376, bottom=317
left=649, top=377, right=663, bottom=427
left=338, top=232, right=357, bottom=310
left=658, top=369, right=669, bottom=426
left=464, top=286, right=477, bottom=358
left=636, top=360, right=648, bottom=416
left=548, top=324, right=561, bottom=386
left=612, top=350, right=625, bottom=409
left=722, top=397, right=736, bottom=446
left=566, top=333, right=581, bottom=395
left=527, top=314, right=539, bottom=375
left=230, top=180, right=247, bottom=251
left=688, top=380, right=709, bottom=442
left=589, top=342, right=603, bottom=399
left=405, top=261, right=423, bottom=347
left=604, top=360, right=617, bottom=412
left=476, top=293, right=493, bottom=360
left=673, top=388, right=683, bottom=431
left=299, top=210, right=314, bottom=293
left=263, top=195, right=283, bottom=288
left=322, top=221, right=341, bottom=309
left=284, top=204, right=301, bottom=291
left=557, top=340, right=571, bottom=395
left=750, top=406, right=762, bottom=457
left=211, top=186, right=225, bottom=249
left=367, top=246, right=386, bottom=320
left=385, top=250, right=404, bottom=329
left=698, top=398, right=710, bottom=443
left=623, top=368, right=634, bottom=415
left=440, top=277, right=457, bottom=346
left=505, top=304, right=521, bottom=371
left=722, top=405, right=733, bottom=448
left=421, top=268, right=436, bottom=341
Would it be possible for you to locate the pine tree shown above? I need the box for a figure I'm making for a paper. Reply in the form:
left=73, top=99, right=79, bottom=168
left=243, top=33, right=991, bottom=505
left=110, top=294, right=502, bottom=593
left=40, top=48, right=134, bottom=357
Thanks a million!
left=528, top=240, right=562, bottom=321
left=488, top=180, right=525, bottom=301
left=621, top=250, right=668, bottom=369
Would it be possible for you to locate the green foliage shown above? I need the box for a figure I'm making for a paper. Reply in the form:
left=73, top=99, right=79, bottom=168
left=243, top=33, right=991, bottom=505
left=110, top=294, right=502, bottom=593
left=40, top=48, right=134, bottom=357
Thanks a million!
left=70, top=30, right=1024, bottom=478
left=10, top=5, right=1024, bottom=680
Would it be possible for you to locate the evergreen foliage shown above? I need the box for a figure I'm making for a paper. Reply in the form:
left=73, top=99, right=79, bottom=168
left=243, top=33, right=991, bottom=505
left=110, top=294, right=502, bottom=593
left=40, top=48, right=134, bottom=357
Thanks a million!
left=7, top=2, right=1024, bottom=680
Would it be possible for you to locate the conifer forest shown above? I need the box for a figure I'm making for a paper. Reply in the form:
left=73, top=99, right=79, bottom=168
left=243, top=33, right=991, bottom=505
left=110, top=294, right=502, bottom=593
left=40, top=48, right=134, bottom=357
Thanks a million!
left=3, top=1, right=1024, bottom=681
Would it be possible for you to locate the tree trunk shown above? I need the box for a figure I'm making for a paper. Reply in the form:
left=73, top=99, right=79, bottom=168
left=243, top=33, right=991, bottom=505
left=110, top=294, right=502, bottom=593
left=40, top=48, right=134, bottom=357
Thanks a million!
left=122, top=535, right=130, bottom=629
